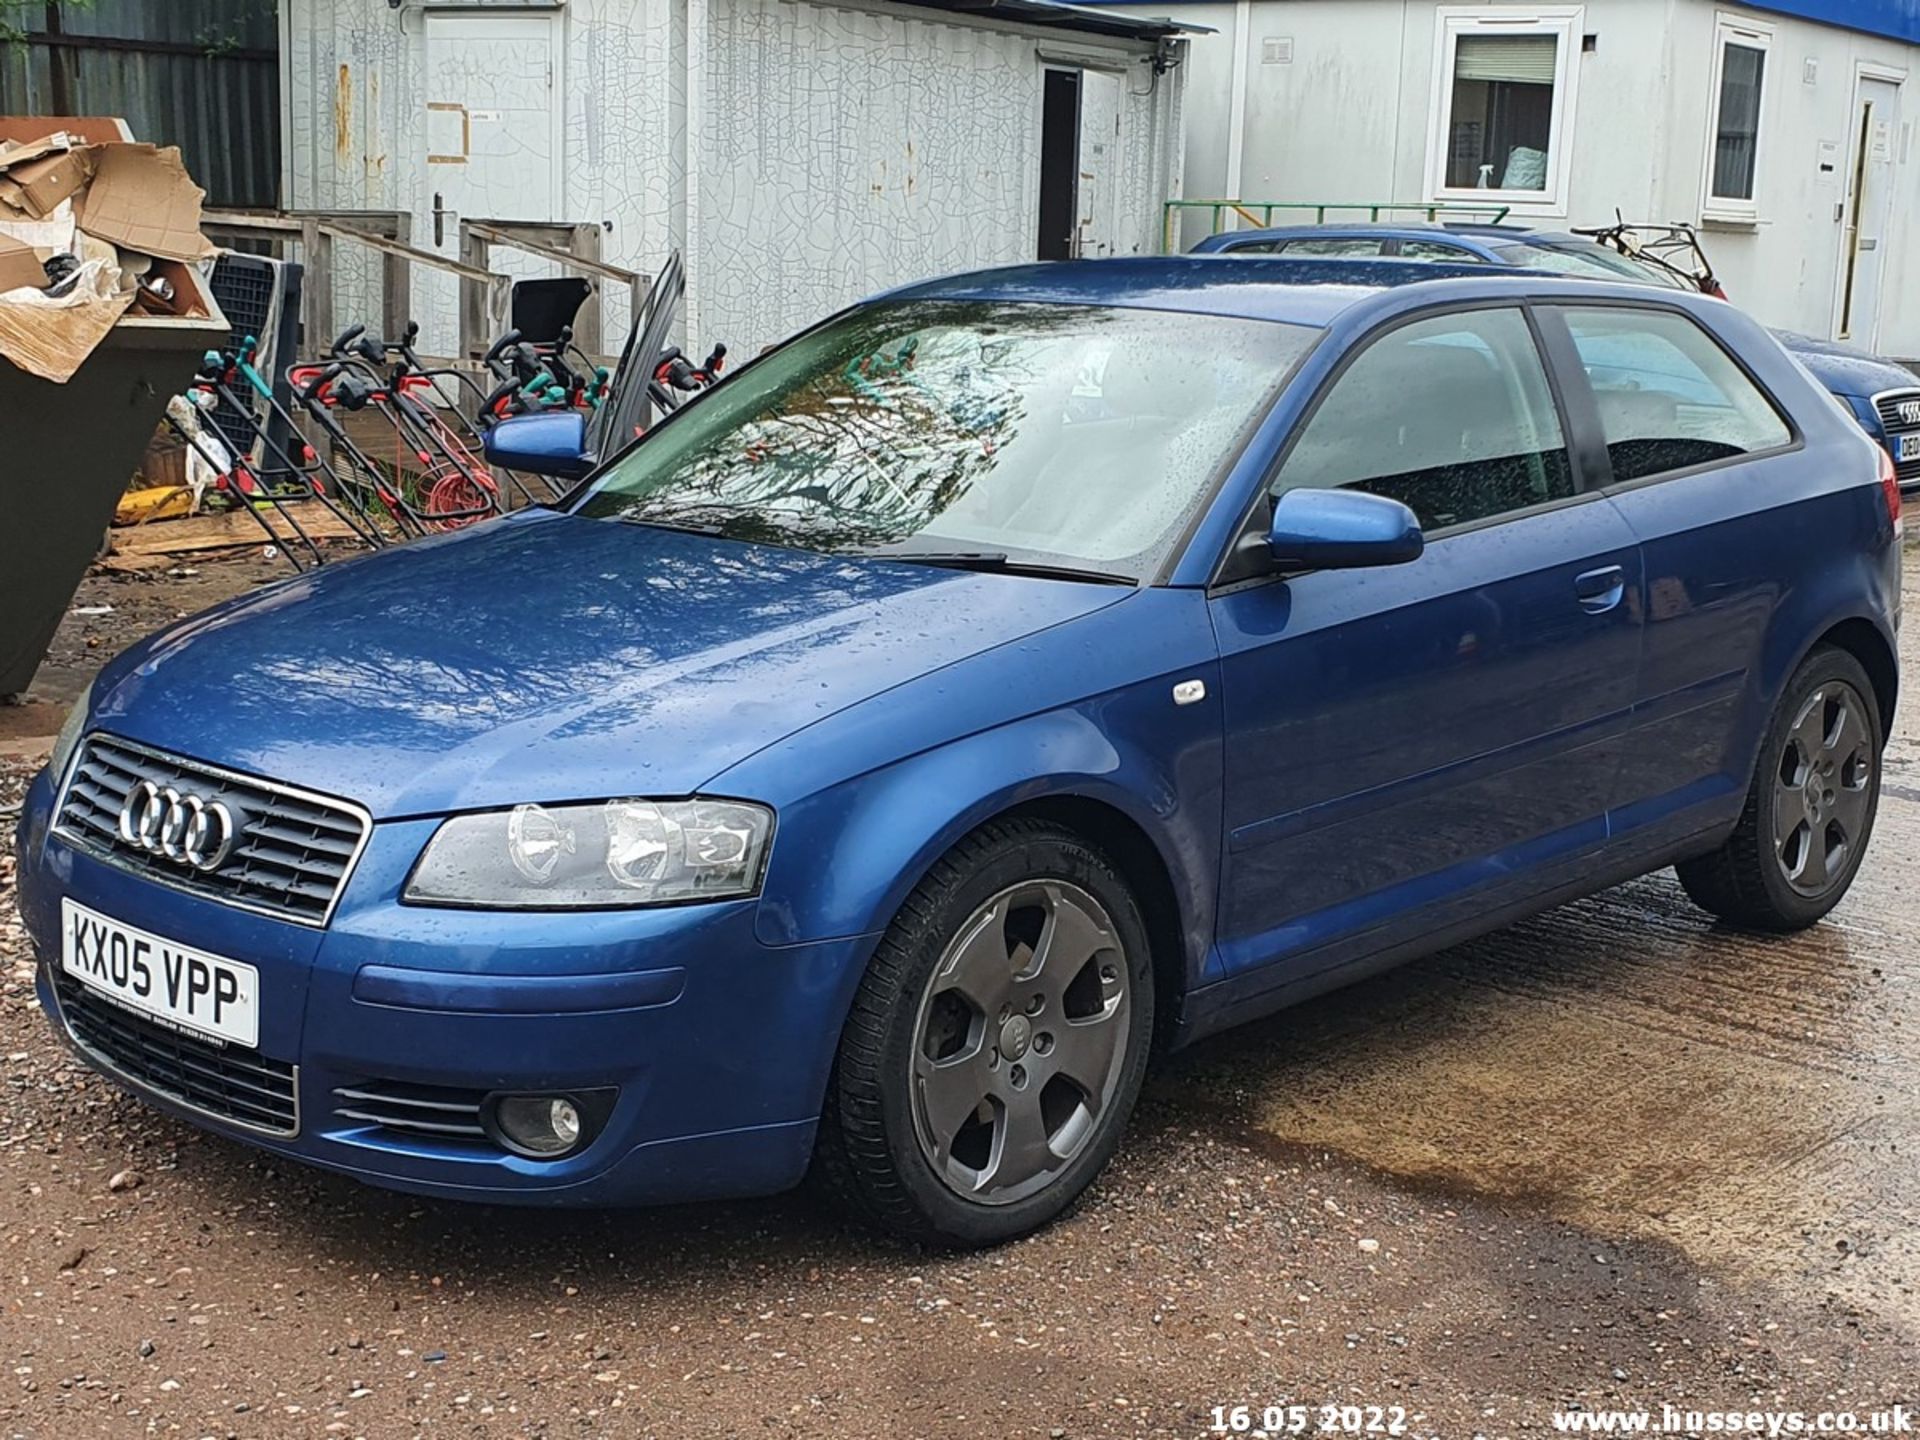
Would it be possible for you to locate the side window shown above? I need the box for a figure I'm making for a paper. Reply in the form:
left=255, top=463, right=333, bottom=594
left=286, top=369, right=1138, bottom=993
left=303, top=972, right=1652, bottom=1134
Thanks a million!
left=1222, top=240, right=1280, bottom=254
left=1703, top=17, right=1770, bottom=220
left=1559, top=307, right=1791, bottom=483
left=1275, top=238, right=1387, bottom=257
left=1396, top=240, right=1481, bottom=261
left=1273, top=308, right=1573, bottom=531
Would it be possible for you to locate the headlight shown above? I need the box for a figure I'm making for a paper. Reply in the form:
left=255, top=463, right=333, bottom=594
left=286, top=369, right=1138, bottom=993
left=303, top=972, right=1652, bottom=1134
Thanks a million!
left=46, top=676, right=93, bottom=785
left=1841, top=393, right=1883, bottom=438
left=403, top=798, right=774, bottom=908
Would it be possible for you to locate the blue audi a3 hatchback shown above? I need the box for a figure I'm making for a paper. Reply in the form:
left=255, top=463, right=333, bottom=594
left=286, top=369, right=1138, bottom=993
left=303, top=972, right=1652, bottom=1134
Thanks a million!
left=14, top=259, right=1901, bottom=1246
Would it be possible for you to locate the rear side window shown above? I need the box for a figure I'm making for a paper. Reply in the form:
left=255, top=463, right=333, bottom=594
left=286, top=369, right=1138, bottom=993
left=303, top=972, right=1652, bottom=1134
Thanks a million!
left=1397, top=239, right=1482, bottom=261
left=1273, top=307, right=1574, bottom=531
left=1560, top=307, right=1791, bottom=482
left=1276, top=237, right=1387, bottom=257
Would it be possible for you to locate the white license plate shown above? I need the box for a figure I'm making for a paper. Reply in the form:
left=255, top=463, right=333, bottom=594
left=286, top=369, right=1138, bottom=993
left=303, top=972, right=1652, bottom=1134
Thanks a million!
left=1897, top=432, right=1920, bottom=463
left=60, top=898, right=260, bottom=1048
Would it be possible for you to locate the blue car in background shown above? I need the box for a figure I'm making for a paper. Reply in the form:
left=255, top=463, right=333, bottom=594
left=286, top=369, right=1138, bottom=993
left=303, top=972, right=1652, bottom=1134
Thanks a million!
left=1193, top=223, right=1920, bottom=487
left=13, top=259, right=1902, bottom=1246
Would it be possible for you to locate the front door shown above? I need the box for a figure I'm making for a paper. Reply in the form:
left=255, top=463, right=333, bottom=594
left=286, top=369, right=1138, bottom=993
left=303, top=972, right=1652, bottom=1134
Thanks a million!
left=421, top=12, right=564, bottom=353
left=1209, top=305, right=1643, bottom=986
left=1036, top=66, right=1123, bottom=259
left=1834, top=74, right=1902, bottom=348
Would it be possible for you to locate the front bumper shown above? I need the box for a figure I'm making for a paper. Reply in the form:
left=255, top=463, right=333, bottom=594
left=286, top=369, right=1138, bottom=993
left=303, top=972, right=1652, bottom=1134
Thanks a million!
left=14, top=764, right=875, bottom=1207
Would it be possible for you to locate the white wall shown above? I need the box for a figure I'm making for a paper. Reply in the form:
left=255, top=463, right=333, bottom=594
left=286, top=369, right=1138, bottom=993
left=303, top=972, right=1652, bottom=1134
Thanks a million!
left=696, top=0, right=1178, bottom=347
left=1175, top=0, right=1676, bottom=226
left=283, top=0, right=1182, bottom=359
left=1651, top=4, right=1917, bottom=353
left=1164, top=0, right=1920, bottom=355
left=283, top=0, right=419, bottom=337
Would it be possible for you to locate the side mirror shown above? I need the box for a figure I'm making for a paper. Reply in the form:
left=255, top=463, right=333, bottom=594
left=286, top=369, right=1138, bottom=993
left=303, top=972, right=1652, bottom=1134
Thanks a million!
left=1265, top=487, right=1424, bottom=570
left=483, top=410, right=594, bottom=481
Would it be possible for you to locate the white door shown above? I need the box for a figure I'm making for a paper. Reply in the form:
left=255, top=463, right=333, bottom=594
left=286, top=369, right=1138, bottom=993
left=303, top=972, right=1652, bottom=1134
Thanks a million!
left=1834, top=74, right=1902, bottom=347
left=1075, top=70, right=1123, bottom=257
left=424, top=14, right=562, bottom=229
left=420, top=13, right=564, bottom=352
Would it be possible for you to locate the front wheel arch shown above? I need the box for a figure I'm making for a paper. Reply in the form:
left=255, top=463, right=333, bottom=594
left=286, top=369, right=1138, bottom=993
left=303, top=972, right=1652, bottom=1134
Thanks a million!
left=748, top=709, right=1219, bottom=981
left=813, top=814, right=1159, bottom=1244
left=993, top=794, right=1189, bottom=1051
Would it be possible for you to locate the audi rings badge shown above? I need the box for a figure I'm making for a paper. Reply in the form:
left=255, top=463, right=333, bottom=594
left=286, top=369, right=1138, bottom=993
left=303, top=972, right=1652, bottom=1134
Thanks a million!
left=117, top=780, right=238, bottom=873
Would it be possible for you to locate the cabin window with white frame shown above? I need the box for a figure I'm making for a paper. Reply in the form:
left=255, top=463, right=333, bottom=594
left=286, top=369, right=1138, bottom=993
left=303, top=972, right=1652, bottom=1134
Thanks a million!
left=1448, top=34, right=1556, bottom=189
left=1704, top=17, right=1770, bottom=216
left=1427, top=8, right=1583, bottom=211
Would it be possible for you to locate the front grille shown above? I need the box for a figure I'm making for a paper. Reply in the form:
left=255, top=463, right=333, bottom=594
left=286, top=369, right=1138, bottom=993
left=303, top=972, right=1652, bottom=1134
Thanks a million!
left=54, top=969, right=299, bottom=1135
left=53, top=734, right=369, bottom=927
left=332, top=1079, right=491, bottom=1146
left=1873, top=388, right=1920, bottom=487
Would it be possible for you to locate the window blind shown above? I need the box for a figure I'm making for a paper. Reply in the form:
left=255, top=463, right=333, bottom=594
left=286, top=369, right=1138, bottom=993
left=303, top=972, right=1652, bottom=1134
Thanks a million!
left=1454, top=34, right=1558, bottom=85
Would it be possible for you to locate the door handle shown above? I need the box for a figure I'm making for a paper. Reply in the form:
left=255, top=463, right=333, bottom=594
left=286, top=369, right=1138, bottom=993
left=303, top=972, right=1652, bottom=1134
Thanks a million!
left=1574, top=564, right=1626, bottom=614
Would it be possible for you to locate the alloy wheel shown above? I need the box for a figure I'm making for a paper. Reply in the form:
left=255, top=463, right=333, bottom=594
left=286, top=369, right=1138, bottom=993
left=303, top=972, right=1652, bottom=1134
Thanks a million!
left=1773, top=679, right=1875, bottom=897
left=909, top=879, right=1131, bottom=1206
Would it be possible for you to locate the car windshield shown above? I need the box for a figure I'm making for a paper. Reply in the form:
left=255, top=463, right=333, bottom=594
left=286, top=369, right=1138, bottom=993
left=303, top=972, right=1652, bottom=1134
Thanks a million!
left=1492, top=239, right=1687, bottom=288
left=575, top=300, right=1317, bottom=580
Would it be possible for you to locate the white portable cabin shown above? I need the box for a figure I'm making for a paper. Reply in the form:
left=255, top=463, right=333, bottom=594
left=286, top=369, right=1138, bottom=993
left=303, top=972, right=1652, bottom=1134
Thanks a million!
left=280, top=0, right=1193, bottom=358
left=1107, top=0, right=1920, bottom=357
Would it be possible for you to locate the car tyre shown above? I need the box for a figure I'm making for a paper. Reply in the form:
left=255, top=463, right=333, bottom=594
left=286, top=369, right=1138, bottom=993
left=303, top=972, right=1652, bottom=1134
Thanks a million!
left=1676, top=645, right=1883, bottom=932
left=816, top=818, right=1155, bottom=1248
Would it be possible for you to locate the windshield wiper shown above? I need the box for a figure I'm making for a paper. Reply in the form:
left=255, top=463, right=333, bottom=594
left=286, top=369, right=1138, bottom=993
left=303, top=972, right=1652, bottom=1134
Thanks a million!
left=858, top=551, right=1134, bottom=586
left=613, top=504, right=733, bottom=537
left=625, top=516, right=729, bottom=537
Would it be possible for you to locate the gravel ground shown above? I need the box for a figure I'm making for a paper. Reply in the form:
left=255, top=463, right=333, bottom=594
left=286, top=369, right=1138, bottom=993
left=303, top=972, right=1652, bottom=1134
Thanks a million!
left=0, top=557, right=287, bottom=757
left=4, top=555, right=1920, bottom=1439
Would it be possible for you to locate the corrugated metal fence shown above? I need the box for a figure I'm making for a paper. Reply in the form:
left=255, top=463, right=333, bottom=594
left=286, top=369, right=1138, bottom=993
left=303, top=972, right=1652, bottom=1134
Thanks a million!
left=0, top=0, right=278, bottom=208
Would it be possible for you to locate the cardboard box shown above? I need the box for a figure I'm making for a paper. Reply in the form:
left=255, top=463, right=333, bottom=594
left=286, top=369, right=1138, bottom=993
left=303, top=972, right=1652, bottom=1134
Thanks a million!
left=0, top=136, right=91, bottom=218
left=0, top=234, right=43, bottom=295
left=75, top=143, right=215, bottom=263
left=0, top=118, right=220, bottom=383
left=0, top=197, right=76, bottom=254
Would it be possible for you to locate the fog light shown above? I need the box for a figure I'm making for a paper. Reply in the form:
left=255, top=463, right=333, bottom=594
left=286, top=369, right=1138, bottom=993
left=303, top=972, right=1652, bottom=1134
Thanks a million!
left=493, top=1094, right=586, bottom=1158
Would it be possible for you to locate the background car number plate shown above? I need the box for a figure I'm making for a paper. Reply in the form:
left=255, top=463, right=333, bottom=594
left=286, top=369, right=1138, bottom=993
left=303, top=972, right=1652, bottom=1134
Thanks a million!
left=60, top=898, right=260, bottom=1048
left=1897, top=433, right=1920, bottom=462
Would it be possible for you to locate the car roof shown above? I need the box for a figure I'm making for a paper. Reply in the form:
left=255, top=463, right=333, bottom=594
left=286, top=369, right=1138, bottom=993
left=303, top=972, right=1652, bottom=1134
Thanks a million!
left=1438, top=222, right=1539, bottom=238
left=877, top=256, right=1671, bottom=329
left=1192, top=221, right=1590, bottom=250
